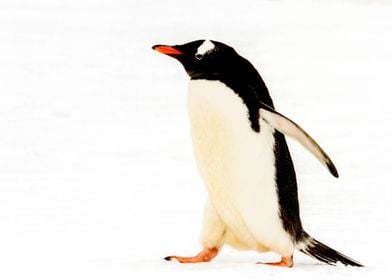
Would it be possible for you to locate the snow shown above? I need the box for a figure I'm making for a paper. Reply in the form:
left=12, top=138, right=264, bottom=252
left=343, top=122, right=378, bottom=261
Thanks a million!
left=0, top=0, right=391, bottom=279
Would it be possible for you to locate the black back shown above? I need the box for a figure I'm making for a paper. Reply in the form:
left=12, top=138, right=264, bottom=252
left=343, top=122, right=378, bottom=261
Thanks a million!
left=167, top=40, right=305, bottom=241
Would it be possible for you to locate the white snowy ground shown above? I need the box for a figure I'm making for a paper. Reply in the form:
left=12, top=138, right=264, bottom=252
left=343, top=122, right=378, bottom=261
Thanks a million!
left=0, top=0, right=391, bottom=279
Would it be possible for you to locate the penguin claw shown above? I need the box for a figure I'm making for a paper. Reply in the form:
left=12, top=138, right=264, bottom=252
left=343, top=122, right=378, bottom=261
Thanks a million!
left=257, top=256, right=293, bottom=268
left=164, top=247, right=219, bottom=263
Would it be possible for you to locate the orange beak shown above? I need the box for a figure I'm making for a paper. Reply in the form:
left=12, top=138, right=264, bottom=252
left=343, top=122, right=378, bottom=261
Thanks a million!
left=152, top=45, right=183, bottom=55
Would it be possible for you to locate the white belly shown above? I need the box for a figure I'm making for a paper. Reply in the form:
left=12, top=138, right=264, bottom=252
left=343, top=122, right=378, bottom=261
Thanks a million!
left=188, top=80, right=294, bottom=255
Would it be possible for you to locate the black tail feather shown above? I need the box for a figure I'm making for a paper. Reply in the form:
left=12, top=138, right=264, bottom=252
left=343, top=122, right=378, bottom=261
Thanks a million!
left=298, top=235, right=363, bottom=267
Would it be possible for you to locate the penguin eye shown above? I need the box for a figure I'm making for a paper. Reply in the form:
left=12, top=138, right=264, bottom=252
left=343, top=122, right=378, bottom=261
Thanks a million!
left=195, top=53, right=203, bottom=60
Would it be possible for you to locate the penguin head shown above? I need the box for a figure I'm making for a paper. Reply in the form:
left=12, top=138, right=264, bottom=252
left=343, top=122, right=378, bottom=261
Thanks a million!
left=152, top=40, right=237, bottom=79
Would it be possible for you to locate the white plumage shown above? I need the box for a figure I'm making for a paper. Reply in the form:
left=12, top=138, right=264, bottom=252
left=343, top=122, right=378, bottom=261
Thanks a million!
left=188, top=79, right=294, bottom=256
left=196, top=40, right=215, bottom=56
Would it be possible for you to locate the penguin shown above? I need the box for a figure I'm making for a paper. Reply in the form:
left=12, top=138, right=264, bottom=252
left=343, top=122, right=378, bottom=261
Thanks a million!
left=152, top=40, right=363, bottom=267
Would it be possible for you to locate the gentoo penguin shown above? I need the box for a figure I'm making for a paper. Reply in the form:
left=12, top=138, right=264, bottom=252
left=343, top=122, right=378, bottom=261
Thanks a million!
left=152, top=40, right=362, bottom=267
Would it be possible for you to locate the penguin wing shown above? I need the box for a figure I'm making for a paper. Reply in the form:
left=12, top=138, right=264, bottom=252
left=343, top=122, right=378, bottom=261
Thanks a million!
left=259, top=103, right=339, bottom=178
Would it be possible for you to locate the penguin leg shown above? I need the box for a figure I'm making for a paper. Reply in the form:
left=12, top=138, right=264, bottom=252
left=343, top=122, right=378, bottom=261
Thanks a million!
left=165, top=198, right=225, bottom=263
left=258, top=255, right=293, bottom=268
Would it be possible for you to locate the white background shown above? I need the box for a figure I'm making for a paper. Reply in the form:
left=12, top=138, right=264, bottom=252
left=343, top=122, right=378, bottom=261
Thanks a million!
left=0, top=0, right=391, bottom=279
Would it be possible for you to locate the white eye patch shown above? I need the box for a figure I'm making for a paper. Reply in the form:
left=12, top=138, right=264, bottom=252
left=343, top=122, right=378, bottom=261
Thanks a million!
left=196, top=40, right=215, bottom=56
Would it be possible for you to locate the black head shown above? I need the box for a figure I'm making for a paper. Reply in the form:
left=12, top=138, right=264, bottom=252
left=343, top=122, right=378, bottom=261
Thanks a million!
left=152, top=40, right=239, bottom=79
left=153, top=39, right=275, bottom=132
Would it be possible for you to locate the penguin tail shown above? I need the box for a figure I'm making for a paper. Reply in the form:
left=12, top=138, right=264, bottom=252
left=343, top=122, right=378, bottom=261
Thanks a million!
left=296, top=233, right=363, bottom=267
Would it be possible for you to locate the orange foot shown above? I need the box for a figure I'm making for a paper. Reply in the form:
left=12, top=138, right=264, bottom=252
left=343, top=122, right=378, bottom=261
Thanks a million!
left=164, top=247, right=219, bottom=263
left=258, top=255, right=293, bottom=268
